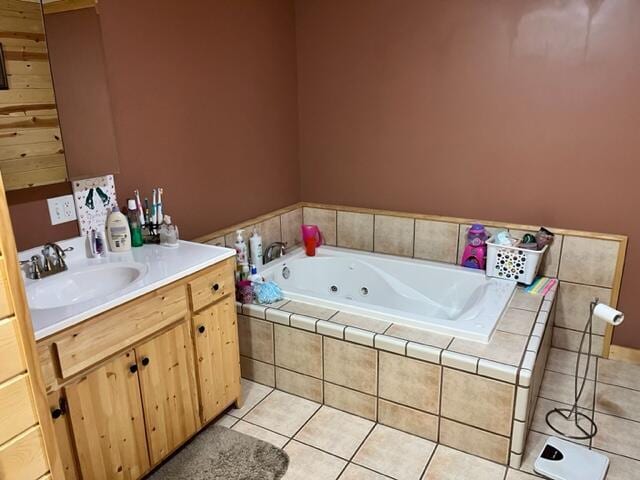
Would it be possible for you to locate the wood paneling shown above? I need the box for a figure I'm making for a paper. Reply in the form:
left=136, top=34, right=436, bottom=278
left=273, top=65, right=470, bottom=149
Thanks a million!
left=66, top=350, right=149, bottom=480
left=43, top=0, right=96, bottom=15
left=0, top=425, right=48, bottom=479
left=0, top=316, right=26, bottom=383
left=0, top=373, right=37, bottom=444
left=0, top=0, right=67, bottom=190
left=136, top=322, right=199, bottom=465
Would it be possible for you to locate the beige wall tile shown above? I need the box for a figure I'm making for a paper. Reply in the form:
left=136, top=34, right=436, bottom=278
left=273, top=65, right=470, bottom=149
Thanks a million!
left=279, top=300, right=337, bottom=320
left=449, top=331, right=527, bottom=366
left=238, top=315, right=274, bottom=363
left=552, top=326, right=604, bottom=354
left=378, top=351, right=441, bottom=414
left=324, top=338, right=378, bottom=394
left=337, top=211, right=374, bottom=251
left=275, top=367, right=323, bottom=403
left=256, top=215, right=281, bottom=250
left=323, top=382, right=377, bottom=420
left=386, top=323, right=452, bottom=349
left=303, top=207, right=337, bottom=245
left=331, top=311, right=391, bottom=333
left=226, top=226, right=254, bottom=248
left=439, top=418, right=510, bottom=464
left=423, top=445, right=506, bottom=479
left=555, top=281, right=612, bottom=335
left=559, top=236, right=620, bottom=287
left=274, top=324, right=323, bottom=378
left=377, top=399, right=438, bottom=441
left=240, top=355, right=275, bottom=387
left=281, top=207, right=303, bottom=247
left=546, top=347, right=596, bottom=380
left=496, top=308, right=537, bottom=336
left=205, top=236, right=225, bottom=247
left=374, top=215, right=414, bottom=257
left=441, top=368, right=514, bottom=435
left=414, top=220, right=459, bottom=263
left=510, top=229, right=564, bottom=278
left=539, top=370, right=595, bottom=409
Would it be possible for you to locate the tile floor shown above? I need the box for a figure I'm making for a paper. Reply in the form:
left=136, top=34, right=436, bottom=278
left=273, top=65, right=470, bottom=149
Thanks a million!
left=215, top=347, right=640, bottom=479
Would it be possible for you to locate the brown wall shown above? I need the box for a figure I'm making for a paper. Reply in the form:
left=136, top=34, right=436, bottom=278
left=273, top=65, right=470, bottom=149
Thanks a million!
left=9, top=0, right=299, bottom=249
left=295, top=0, right=640, bottom=348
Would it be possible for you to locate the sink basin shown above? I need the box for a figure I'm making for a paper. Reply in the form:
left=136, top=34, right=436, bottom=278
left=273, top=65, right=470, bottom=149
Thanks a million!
left=26, top=262, right=148, bottom=310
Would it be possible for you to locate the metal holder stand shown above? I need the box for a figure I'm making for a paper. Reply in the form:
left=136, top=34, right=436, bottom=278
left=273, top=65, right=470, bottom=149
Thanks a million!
left=545, top=299, right=599, bottom=440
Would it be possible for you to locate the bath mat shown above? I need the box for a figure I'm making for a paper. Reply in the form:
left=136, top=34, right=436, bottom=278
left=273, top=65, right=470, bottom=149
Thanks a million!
left=147, top=425, right=289, bottom=480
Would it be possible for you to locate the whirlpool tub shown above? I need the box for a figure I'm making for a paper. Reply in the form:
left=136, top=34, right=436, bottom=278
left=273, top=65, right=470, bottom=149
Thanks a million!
left=261, top=246, right=516, bottom=342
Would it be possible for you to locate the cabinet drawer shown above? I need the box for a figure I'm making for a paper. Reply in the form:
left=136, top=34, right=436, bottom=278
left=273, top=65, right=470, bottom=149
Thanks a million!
left=0, top=374, right=37, bottom=445
left=54, top=285, right=188, bottom=379
left=188, top=258, right=235, bottom=312
left=0, top=261, right=12, bottom=320
left=0, top=425, right=49, bottom=480
left=0, top=317, right=26, bottom=384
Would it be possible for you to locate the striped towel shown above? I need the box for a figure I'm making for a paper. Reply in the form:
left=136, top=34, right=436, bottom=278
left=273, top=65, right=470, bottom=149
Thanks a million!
left=525, top=277, right=557, bottom=296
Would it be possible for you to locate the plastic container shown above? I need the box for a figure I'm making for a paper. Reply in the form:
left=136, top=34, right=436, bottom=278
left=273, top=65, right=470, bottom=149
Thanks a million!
left=486, top=236, right=548, bottom=285
left=249, top=228, right=263, bottom=269
left=127, top=199, right=144, bottom=247
left=106, top=206, right=131, bottom=252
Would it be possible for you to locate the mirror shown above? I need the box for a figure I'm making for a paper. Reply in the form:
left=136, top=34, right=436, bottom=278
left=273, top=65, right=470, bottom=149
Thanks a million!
left=0, top=0, right=119, bottom=191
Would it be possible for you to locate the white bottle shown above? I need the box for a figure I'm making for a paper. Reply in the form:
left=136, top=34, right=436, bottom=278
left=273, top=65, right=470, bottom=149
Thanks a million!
left=248, top=265, right=263, bottom=283
left=249, top=227, right=263, bottom=270
left=106, top=206, right=131, bottom=252
left=234, top=229, right=248, bottom=265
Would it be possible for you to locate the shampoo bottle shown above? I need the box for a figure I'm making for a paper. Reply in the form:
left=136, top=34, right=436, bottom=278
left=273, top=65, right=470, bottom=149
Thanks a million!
left=127, top=199, right=144, bottom=247
left=106, top=206, right=131, bottom=252
left=234, top=229, right=248, bottom=264
left=249, top=227, right=263, bottom=270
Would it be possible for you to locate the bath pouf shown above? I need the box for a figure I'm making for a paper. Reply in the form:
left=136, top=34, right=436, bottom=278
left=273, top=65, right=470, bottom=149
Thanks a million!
left=254, top=281, right=284, bottom=305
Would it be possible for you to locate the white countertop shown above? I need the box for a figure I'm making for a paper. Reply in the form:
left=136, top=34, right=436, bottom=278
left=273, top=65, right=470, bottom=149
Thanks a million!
left=20, top=237, right=235, bottom=340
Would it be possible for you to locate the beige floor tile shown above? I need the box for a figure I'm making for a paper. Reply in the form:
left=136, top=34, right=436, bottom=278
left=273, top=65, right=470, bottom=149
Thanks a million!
left=545, top=348, right=595, bottom=380
left=529, top=397, right=591, bottom=445
left=505, top=469, right=541, bottom=479
left=422, top=445, right=505, bottom=479
left=330, top=311, right=391, bottom=333
left=439, top=418, right=510, bottom=464
left=281, top=208, right=303, bottom=247
left=374, top=215, right=414, bottom=257
left=379, top=352, right=440, bottom=413
left=280, top=300, right=338, bottom=320
left=595, top=382, right=640, bottom=421
left=275, top=324, right=323, bottom=378
left=558, top=236, right=619, bottom=288
left=519, top=431, right=549, bottom=474
left=353, top=424, right=435, bottom=480
left=244, top=389, right=320, bottom=436
left=303, top=207, right=337, bottom=246
left=213, top=414, right=238, bottom=428
left=238, top=315, right=274, bottom=363
left=284, top=440, right=347, bottom=480
left=413, top=220, right=459, bottom=264
left=592, top=412, right=640, bottom=459
left=232, top=420, right=289, bottom=448
left=496, top=308, right=537, bottom=336
left=555, top=282, right=612, bottom=335
left=594, top=449, right=640, bottom=480
left=538, top=370, right=595, bottom=409
left=597, top=357, right=640, bottom=391
left=276, top=367, right=323, bottom=402
left=324, top=338, right=378, bottom=395
left=377, top=399, right=438, bottom=441
left=295, top=406, right=374, bottom=460
left=449, top=331, right=527, bottom=366
left=385, top=324, right=452, bottom=349
left=441, top=368, right=514, bottom=436
left=337, top=211, right=374, bottom=251
left=509, top=290, right=544, bottom=312
left=339, top=463, right=392, bottom=479
left=324, top=383, right=377, bottom=420
left=240, top=356, right=275, bottom=387
left=228, top=378, right=273, bottom=418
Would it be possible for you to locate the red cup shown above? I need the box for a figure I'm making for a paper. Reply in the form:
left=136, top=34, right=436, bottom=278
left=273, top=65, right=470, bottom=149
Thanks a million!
left=305, top=237, right=317, bottom=256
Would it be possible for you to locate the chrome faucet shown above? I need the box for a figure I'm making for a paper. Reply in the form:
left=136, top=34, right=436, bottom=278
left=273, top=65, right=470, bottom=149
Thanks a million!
left=21, top=243, right=73, bottom=280
left=263, top=242, right=287, bottom=265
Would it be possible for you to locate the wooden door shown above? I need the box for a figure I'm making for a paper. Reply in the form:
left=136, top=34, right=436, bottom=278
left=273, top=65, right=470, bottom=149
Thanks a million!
left=47, top=390, right=80, bottom=480
left=65, top=350, right=149, bottom=480
left=136, top=322, right=199, bottom=464
left=193, top=296, right=242, bottom=423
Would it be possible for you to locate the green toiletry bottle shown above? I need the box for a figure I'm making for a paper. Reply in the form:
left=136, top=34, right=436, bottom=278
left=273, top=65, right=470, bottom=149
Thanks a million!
left=127, top=199, right=144, bottom=247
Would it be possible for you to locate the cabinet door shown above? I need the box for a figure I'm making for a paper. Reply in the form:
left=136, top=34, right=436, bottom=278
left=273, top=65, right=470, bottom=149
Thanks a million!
left=193, top=296, right=242, bottom=423
left=65, top=350, right=149, bottom=480
left=47, top=390, right=80, bottom=480
left=136, top=322, right=199, bottom=464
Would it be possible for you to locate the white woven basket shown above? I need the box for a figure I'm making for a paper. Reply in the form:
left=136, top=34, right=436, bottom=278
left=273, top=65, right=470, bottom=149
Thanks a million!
left=486, top=237, right=548, bottom=285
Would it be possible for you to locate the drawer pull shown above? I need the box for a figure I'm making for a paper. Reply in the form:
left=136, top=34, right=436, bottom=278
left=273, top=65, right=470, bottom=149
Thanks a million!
left=129, top=363, right=138, bottom=374
left=212, top=283, right=220, bottom=292
left=198, top=325, right=206, bottom=334
left=141, top=356, right=150, bottom=367
left=51, top=408, right=63, bottom=419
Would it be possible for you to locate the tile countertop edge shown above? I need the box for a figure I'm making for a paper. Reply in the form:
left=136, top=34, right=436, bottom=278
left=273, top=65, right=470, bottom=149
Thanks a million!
left=31, top=241, right=236, bottom=341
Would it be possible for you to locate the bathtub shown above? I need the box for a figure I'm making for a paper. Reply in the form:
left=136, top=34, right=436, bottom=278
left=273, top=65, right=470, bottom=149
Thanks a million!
left=260, top=246, right=516, bottom=342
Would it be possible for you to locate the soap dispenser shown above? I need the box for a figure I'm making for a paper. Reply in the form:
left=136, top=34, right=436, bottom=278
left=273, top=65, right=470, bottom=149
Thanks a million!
left=106, top=206, right=131, bottom=252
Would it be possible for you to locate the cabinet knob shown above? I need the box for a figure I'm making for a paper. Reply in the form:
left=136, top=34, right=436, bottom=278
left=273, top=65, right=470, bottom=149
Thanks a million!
left=129, top=363, right=138, bottom=374
left=51, top=408, right=63, bottom=419
left=198, top=325, right=206, bottom=334
left=141, top=356, right=150, bottom=366
left=211, top=283, right=220, bottom=292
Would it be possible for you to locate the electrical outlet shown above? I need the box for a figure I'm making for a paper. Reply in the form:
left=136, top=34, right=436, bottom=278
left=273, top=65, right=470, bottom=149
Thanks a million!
left=47, top=194, right=77, bottom=225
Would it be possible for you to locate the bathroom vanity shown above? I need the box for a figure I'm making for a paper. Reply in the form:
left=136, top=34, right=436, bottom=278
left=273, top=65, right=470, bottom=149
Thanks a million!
left=28, top=241, right=241, bottom=480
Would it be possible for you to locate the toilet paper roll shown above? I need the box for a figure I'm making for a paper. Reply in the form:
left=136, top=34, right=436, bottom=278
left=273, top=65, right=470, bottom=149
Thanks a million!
left=593, top=303, right=624, bottom=326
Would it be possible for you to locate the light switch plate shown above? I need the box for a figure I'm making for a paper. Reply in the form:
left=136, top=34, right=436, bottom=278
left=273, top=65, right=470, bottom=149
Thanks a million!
left=47, top=194, right=77, bottom=225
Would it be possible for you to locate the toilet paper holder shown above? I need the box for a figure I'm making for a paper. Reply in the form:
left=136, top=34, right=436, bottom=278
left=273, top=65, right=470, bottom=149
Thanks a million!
left=545, top=298, right=624, bottom=440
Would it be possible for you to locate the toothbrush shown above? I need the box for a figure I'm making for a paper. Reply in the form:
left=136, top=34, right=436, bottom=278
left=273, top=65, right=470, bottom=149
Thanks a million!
left=157, top=188, right=163, bottom=223
left=134, top=189, right=145, bottom=225
left=151, top=189, right=157, bottom=228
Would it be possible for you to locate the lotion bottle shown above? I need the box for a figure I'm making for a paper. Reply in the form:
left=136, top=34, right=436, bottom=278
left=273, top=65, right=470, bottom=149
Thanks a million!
left=107, top=206, right=131, bottom=252
left=249, top=227, right=263, bottom=270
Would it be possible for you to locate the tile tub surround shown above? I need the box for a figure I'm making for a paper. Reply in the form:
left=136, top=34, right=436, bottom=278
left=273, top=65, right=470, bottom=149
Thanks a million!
left=236, top=283, right=557, bottom=466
